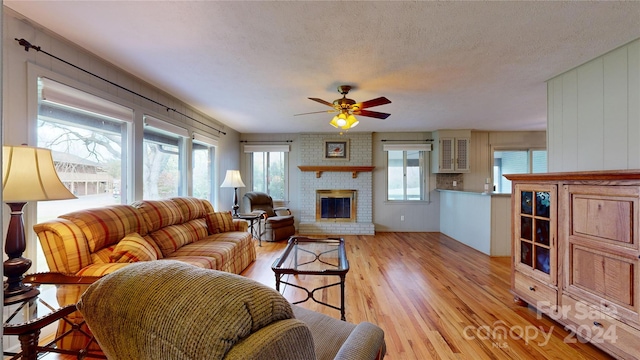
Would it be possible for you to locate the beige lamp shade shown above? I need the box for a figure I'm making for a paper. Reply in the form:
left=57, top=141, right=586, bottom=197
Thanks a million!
left=220, top=170, right=245, bottom=188
left=2, top=145, right=77, bottom=202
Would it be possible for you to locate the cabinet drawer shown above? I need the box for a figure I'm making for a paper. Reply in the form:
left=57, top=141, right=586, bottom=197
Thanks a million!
left=568, top=185, right=639, bottom=249
left=561, top=295, right=640, bottom=359
left=513, top=271, right=557, bottom=307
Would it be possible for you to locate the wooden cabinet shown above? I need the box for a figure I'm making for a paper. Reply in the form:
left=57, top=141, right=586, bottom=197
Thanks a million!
left=506, top=171, right=640, bottom=360
left=431, top=130, right=470, bottom=173
left=512, top=184, right=558, bottom=306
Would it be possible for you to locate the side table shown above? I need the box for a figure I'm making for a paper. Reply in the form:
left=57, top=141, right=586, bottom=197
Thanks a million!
left=237, top=213, right=263, bottom=246
left=3, top=273, right=105, bottom=360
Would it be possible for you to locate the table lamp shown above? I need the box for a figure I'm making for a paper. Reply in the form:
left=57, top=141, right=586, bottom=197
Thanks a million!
left=3, top=145, right=77, bottom=304
left=220, top=170, right=245, bottom=217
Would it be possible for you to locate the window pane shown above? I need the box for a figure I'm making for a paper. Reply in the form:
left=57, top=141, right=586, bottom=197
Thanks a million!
left=494, top=150, right=528, bottom=194
left=252, top=152, right=286, bottom=200
left=387, top=151, right=404, bottom=200
left=252, top=152, right=266, bottom=193
left=267, top=152, right=285, bottom=200
left=36, top=79, right=129, bottom=272
left=192, top=142, right=213, bottom=200
left=143, top=126, right=183, bottom=199
left=532, top=150, right=548, bottom=173
left=494, top=150, right=547, bottom=193
left=406, top=150, right=422, bottom=200
left=387, top=150, right=425, bottom=201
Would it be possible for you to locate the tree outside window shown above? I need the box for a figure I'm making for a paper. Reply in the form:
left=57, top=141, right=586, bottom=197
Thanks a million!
left=387, top=150, right=426, bottom=201
left=252, top=152, right=285, bottom=201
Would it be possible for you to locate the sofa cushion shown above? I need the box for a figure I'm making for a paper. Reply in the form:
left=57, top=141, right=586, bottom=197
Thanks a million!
left=60, top=205, right=148, bottom=253
left=77, top=261, right=294, bottom=360
left=150, top=220, right=208, bottom=257
left=206, top=211, right=234, bottom=234
left=160, top=256, right=217, bottom=269
left=131, top=200, right=184, bottom=233
left=91, top=246, right=115, bottom=264
left=110, top=233, right=159, bottom=263
left=170, top=197, right=212, bottom=222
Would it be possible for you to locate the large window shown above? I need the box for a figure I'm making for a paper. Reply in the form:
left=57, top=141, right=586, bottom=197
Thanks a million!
left=244, top=144, right=290, bottom=201
left=494, top=149, right=547, bottom=193
left=143, top=116, right=187, bottom=200
left=252, top=151, right=286, bottom=200
left=385, top=144, right=430, bottom=201
left=36, top=77, right=132, bottom=271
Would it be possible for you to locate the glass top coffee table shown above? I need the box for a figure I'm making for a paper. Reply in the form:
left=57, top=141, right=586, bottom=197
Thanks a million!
left=271, top=236, right=349, bottom=320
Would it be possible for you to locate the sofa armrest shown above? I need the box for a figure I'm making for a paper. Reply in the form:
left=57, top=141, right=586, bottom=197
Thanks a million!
left=232, top=219, right=249, bottom=232
left=224, top=319, right=316, bottom=360
left=33, top=218, right=92, bottom=275
left=334, top=322, right=386, bottom=360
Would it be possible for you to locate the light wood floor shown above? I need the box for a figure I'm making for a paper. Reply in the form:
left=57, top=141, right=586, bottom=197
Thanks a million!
left=244, top=232, right=613, bottom=360
left=37, top=232, right=613, bottom=360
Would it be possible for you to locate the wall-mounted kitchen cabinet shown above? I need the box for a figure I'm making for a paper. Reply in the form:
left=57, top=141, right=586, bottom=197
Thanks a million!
left=431, top=130, right=471, bottom=173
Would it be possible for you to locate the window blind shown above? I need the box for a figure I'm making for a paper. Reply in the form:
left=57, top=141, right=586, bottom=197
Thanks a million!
left=243, top=144, right=290, bottom=153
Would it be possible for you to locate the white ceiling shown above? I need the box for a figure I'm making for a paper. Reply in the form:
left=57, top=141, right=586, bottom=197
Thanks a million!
left=5, top=1, right=640, bottom=134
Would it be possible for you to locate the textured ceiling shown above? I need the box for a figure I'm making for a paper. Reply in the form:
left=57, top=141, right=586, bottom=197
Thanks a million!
left=5, top=1, right=640, bottom=134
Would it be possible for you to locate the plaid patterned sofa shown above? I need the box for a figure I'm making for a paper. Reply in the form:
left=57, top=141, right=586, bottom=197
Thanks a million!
left=34, top=196, right=256, bottom=277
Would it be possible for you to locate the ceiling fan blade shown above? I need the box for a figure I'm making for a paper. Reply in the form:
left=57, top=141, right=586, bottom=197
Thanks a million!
left=353, top=109, right=391, bottom=119
left=354, top=97, right=391, bottom=109
left=308, top=97, right=334, bottom=107
left=293, top=109, right=337, bottom=116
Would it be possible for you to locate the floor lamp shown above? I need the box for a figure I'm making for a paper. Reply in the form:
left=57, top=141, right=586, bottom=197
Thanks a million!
left=220, top=170, right=245, bottom=217
left=3, top=145, right=77, bottom=304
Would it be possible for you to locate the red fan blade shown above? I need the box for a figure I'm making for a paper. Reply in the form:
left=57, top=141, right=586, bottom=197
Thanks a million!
left=294, top=109, right=337, bottom=116
left=354, top=97, right=391, bottom=109
left=308, top=97, right=334, bottom=107
left=353, top=109, right=391, bottom=119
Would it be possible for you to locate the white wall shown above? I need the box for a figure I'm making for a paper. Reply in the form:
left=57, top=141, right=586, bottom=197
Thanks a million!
left=373, top=132, right=441, bottom=232
left=547, top=38, right=640, bottom=171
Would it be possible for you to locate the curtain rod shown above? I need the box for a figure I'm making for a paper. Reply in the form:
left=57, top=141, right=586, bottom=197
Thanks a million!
left=380, top=139, right=433, bottom=142
left=239, top=140, right=293, bottom=143
left=16, top=38, right=226, bottom=136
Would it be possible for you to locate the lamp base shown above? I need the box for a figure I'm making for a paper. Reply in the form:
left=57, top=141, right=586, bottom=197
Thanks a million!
left=4, top=282, right=40, bottom=305
left=4, top=256, right=40, bottom=305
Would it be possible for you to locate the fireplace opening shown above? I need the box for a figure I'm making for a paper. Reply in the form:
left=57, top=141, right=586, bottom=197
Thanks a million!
left=316, top=190, right=356, bottom=222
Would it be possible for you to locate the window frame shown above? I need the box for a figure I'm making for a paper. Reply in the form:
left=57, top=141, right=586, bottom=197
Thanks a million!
left=34, top=76, right=134, bottom=273
left=384, top=144, right=431, bottom=203
left=191, top=137, right=216, bottom=202
left=492, top=147, right=547, bottom=194
left=243, top=144, right=290, bottom=202
left=142, top=115, right=189, bottom=200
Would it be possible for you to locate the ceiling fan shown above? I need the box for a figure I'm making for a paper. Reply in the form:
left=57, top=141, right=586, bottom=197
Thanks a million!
left=295, top=85, right=391, bottom=130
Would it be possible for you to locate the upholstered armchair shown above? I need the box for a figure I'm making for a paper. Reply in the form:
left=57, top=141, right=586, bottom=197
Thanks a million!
left=77, top=261, right=386, bottom=360
left=242, top=191, right=295, bottom=242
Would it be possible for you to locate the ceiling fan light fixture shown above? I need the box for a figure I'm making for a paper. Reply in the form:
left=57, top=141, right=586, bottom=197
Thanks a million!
left=329, top=116, right=340, bottom=128
left=336, top=112, right=348, bottom=127
left=346, top=114, right=359, bottom=129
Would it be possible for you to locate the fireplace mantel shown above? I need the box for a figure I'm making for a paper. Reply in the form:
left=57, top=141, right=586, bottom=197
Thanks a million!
left=298, top=166, right=375, bottom=178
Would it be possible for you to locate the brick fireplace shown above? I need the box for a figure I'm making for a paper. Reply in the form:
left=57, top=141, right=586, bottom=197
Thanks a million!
left=298, top=133, right=375, bottom=235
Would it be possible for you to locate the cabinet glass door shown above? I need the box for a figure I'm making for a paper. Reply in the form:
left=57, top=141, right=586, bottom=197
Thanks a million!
left=515, top=184, right=556, bottom=283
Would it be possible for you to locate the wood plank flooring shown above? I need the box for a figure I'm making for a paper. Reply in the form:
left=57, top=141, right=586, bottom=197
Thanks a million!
left=243, top=232, right=613, bottom=360
left=34, top=232, right=613, bottom=360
